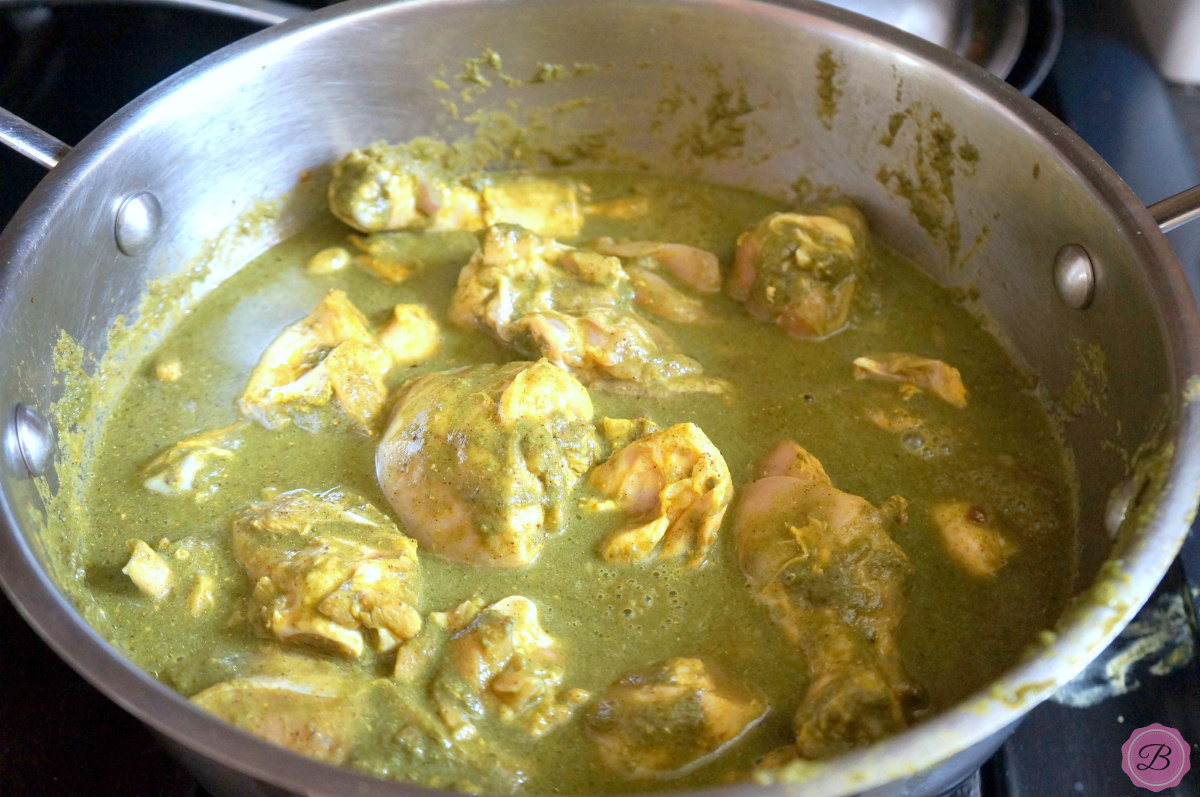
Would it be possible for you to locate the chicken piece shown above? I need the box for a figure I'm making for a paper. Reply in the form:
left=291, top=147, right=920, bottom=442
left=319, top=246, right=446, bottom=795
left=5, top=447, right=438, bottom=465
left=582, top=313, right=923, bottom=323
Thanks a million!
left=231, top=488, right=422, bottom=658
left=379, top=304, right=440, bottom=364
left=626, top=266, right=714, bottom=325
left=727, top=206, right=869, bottom=339
left=328, top=141, right=582, bottom=236
left=853, top=353, right=968, bottom=408
left=191, top=651, right=366, bottom=764
left=733, top=441, right=916, bottom=759
left=431, top=596, right=589, bottom=739
left=584, top=195, right=652, bottom=221
left=122, top=539, right=173, bottom=600
left=585, top=657, right=765, bottom=778
left=930, top=500, right=1019, bottom=577
left=376, top=360, right=601, bottom=569
left=450, top=224, right=725, bottom=396
left=582, top=423, right=733, bottom=567
left=588, top=238, right=722, bottom=294
left=141, top=423, right=245, bottom=501
left=347, top=229, right=479, bottom=284
left=237, top=290, right=392, bottom=435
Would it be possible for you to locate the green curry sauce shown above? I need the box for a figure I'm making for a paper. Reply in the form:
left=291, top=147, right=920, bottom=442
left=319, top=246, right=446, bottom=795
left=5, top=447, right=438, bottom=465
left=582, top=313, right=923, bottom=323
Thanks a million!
left=78, top=170, right=1076, bottom=793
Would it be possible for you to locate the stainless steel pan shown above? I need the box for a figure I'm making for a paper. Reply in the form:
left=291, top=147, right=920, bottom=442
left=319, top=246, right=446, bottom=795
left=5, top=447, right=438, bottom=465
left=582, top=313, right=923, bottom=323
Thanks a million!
left=1, top=1, right=1199, bottom=795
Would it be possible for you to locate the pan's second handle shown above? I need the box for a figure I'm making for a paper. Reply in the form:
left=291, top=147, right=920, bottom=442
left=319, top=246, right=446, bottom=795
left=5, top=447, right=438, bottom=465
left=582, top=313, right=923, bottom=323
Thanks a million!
left=1151, top=184, right=1200, bottom=233
left=0, top=107, right=71, bottom=170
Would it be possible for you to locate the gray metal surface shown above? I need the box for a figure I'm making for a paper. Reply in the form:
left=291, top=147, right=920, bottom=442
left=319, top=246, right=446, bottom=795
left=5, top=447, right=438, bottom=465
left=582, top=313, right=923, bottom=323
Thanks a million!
left=827, top=0, right=1029, bottom=79
left=0, top=1, right=1197, bottom=796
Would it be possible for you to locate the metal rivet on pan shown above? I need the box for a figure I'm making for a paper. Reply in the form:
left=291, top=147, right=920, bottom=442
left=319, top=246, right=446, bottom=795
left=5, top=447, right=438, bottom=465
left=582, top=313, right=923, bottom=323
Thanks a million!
left=114, top=191, right=162, bottom=256
left=1053, top=244, right=1096, bottom=310
left=5, top=404, right=54, bottom=477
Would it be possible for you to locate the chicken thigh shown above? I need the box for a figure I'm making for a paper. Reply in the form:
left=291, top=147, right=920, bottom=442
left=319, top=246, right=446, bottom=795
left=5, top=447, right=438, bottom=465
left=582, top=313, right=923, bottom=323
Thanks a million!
left=732, top=441, right=915, bottom=759
left=376, top=359, right=601, bottom=569
left=231, top=488, right=422, bottom=658
left=450, top=224, right=726, bottom=396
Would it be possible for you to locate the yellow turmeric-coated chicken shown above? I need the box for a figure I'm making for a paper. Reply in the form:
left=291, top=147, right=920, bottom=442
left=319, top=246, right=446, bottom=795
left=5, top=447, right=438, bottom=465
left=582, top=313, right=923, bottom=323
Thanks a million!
left=727, top=206, right=869, bottom=339
left=732, top=441, right=916, bottom=759
left=231, top=488, right=422, bottom=658
left=582, top=422, right=733, bottom=567
left=238, top=290, right=392, bottom=434
left=585, top=657, right=765, bottom=778
left=431, top=596, right=589, bottom=740
left=376, top=359, right=601, bottom=569
left=853, top=352, right=968, bottom=408
left=450, top=224, right=727, bottom=396
left=328, top=141, right=583, bottom=236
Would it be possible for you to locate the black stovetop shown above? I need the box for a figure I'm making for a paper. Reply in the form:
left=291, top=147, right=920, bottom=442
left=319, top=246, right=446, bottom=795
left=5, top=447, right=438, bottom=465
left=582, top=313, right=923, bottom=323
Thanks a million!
left=1, top=1, right=1198, bottom=795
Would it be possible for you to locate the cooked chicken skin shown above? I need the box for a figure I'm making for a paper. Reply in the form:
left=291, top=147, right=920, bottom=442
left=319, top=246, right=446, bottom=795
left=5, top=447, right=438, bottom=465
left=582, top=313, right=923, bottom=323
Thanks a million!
left=238, top=290, right=392, bottom=434
left=733, top=441, right=915, bottom=759
left=853, top=353, right=968, bottom=408
left=431, top=595, right=589, bottom=739
left=231, top=488, right=422, bottom=658
left=727, top=206, right=869, bottom=339
left=450, top=224, right=727, bottom=396
left=583, top=422, right=733, bottom=567
left=191, top=651, right=366, bottom=764
left=586, top=657, right=765, bottom=778
left=141, top=422, right=246, bottom=501
left=376, top=360, right=601, bottom=569
left=328, top=141, right=582, bottom=236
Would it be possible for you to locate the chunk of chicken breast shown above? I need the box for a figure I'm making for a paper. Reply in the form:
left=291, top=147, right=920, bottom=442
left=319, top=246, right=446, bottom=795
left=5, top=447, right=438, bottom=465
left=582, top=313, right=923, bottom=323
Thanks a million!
left=450, top=224, right=726, bottom=396
left=727, top=206, right=869, bottom=339
left=379, top=304, right=440, bottom=365
left=376, top=360, right=601, bottom=569
left=431, top=596, right=588, bottom=739
left=191, top=651, right=366, bottom=764
left=930, top=499, right=1019, bottom=577
left=231, top=488, right=422, bottom=658
left=328, top=141, right=582, bottom=236
left=238, top=290, right=392, bottom=435
left=585, top=657, right=765, bottom=778
left=141, top=422, right=246, bottom=501
left=853, top=353, right=967, bottom=408
left=733, top=441, right=916, bottom=759
left=582, top=423, right=733, bottom=567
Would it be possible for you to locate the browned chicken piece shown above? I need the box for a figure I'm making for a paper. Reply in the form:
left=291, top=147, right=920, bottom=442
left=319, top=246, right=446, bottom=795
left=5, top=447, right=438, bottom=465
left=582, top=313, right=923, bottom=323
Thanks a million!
left=191, top=650, right=367, bottom=764
left=450, top=224, right=726, bottom=396
left=588, top=238, right=722, bottom=293
left=238, top=290, right=392, bottom=434
left=141, top=422, right=246, bottom=501
left=379, top=304, right=440, bottom=364
left=231, top=488, right=422, bottom=658
left=376, top=360, right=601, bottom=569
left=431, top=596, right=589, bottom=739
left=930, top=500, right=1019, bottom=577
left=727, top=206, right=869, bottom=339
left=582, top=423, right=733, bottom=567
left=733, top=441, right=916, bottom=759
left=853, top=353, right=968, bottom=408
left=585, top=657, right=765, bottom=778
left=328, top=141, right=582, bottom=236
left=626, top=266, right=714, bottom=325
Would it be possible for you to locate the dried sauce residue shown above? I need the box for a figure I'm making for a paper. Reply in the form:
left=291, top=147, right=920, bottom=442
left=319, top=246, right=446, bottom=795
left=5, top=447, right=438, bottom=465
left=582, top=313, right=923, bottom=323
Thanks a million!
left=875, top=105, right=982, bottom=266
left=1060, top=339, right=1109, bottom=420
left=815, top=48, right=843, bottom=130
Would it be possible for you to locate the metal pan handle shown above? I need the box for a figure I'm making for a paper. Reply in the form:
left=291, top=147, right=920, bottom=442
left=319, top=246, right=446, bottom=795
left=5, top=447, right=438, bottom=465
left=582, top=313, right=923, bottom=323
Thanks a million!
left=1150, top=185, right=1200, bottom=233
left=0, top=106, right=70, bottom=169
